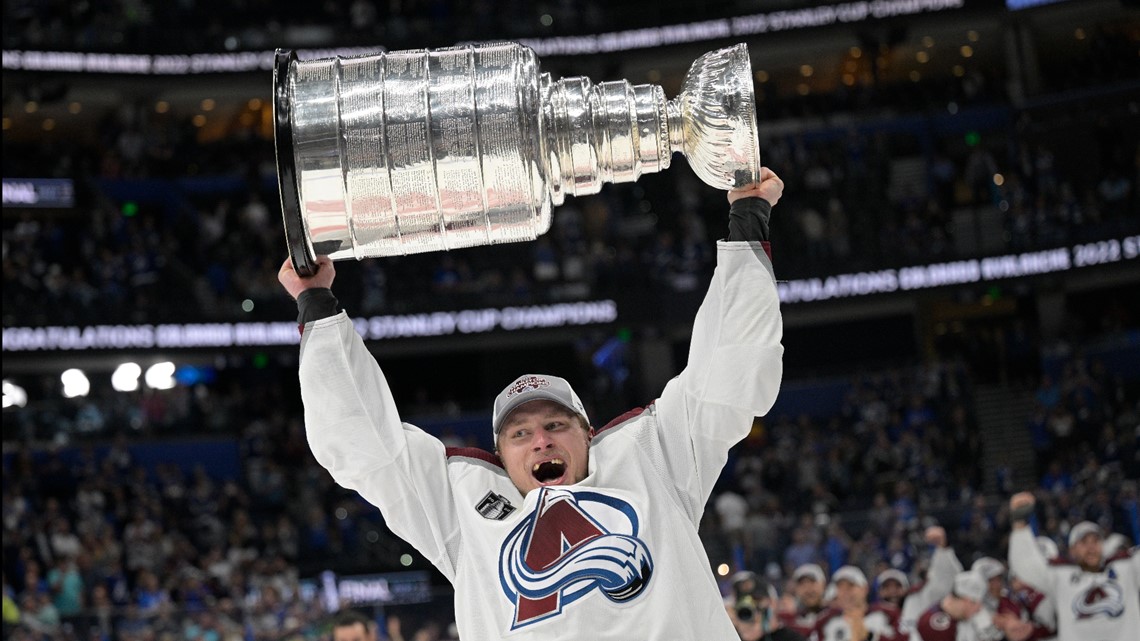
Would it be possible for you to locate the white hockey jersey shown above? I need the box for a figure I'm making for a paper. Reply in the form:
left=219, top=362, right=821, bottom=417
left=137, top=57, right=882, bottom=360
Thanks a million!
left=900, top=546, right=964, bottom=633
left=1008, top=527, right=1140, bottom=641
left=298, top=242, right=783, bottom=640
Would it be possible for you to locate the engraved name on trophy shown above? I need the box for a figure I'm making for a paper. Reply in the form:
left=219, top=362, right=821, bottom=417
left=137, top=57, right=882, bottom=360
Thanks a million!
left=273, top=42, right=760, bottom=275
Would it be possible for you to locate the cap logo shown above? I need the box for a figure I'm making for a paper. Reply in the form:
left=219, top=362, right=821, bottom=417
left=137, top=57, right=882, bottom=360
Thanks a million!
left=507, top=376, right=550, bottom=398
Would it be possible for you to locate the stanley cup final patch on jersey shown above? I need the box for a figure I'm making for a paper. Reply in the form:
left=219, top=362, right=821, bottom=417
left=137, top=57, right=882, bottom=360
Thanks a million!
left=476, top=491, right=517, bottom=521
left=498, top=487, right=654, bottom=630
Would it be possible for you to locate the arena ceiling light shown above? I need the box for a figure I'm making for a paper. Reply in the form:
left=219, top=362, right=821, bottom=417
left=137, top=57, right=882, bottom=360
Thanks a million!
left=111, top=362, right=142, bottom=392
left=61, top=369, right=90, bottom=398
left=144, top=362, right=177, bottom=390
left=2, top=380, right=28, bottom=408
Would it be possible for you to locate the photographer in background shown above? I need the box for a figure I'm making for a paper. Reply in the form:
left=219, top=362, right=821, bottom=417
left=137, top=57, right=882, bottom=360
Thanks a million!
left=727, top=572, right=806, bottom=641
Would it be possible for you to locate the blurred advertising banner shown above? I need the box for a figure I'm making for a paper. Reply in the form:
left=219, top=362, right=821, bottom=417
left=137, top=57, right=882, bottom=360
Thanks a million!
left=300, top=571, right=434, bottom=611
left=2, top=178, right=74, bottom=208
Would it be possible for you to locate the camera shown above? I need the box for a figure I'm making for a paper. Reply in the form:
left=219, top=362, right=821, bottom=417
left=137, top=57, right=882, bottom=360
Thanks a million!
left=735, top=593, right=760, bottom=621
left=731, top=571, right=774, bottom=623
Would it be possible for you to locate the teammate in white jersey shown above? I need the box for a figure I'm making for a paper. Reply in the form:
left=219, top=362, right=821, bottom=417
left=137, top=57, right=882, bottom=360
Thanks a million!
left=899, top=526, right=963, bottom=634
left=1007, top=491, right=1140, bottom=641
left=912, top=571, right=1005, bottom=641
left=279, top=173, right=785, bottom=640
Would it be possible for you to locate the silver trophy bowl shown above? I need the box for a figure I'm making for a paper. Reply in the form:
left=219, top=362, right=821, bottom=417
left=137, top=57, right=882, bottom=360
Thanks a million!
left=274, top=42, right=760, bottom=275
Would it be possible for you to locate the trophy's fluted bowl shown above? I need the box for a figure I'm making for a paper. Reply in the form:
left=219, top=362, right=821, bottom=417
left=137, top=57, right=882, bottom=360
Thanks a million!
left=274, top=45, right=551, bottom=275
left=676, top=44, right=761, bottom=190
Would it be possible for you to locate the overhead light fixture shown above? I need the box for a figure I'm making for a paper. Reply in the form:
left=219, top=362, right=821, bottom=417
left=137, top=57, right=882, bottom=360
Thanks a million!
left=2, top=381, right=28, bottom=408
left=111, top=363, right=142, bottom=392
left=145, top=362, right=177, bottom=390
left=61, top=369, right=90, bottom=398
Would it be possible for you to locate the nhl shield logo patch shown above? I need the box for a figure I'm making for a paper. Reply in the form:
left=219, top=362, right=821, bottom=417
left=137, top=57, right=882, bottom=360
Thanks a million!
left=476, top=490, right=517, bottom=521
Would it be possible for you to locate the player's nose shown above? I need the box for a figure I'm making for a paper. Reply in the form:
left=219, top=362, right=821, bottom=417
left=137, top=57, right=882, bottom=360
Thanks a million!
left=531, top=430, right=555, bottom=450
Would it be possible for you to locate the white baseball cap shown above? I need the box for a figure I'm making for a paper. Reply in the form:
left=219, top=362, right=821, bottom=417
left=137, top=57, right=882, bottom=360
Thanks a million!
left=953, top=571, right=987, bottom=603
left=831, top=565, right=867, bottom=587
left=492, top=374, right=590, bottom=438
left=876, top=569, right=909, bottom=591
left=1035, top=536, right=1060, bottom=560
left=971, top=557, right=1005, bottom=580
left=792, top=563, right=826, bottom=584
left=1103, top=533, right=1129, bottom=560
left=1068, top=521, right=1103, bottom=547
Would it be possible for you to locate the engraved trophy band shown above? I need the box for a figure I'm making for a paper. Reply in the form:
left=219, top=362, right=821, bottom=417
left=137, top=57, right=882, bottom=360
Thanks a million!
left=273, top=42, right=761, bottom=276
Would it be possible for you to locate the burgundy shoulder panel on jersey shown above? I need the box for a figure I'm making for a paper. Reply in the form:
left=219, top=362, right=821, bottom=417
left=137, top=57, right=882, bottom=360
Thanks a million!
left=915, top=608, right=957, bottom=641
left=595, top=405, right=652, bottom=435
left=762, top=240, right=772, bottom=262
left=870, top=601, right=900, bottom=621
left=809, top=607, right=842, bottom=633
left=998, top=595, right=1021, bottom=616
left=1047, top=556, right=1079, bottom=568
left=445, top=447, right=504, bottom=469
left=1020, top=587, right=1046, bottom=612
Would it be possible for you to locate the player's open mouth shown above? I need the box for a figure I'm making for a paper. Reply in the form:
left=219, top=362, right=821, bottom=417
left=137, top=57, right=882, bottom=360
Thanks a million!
left=532, top=458, right=567, bottom=485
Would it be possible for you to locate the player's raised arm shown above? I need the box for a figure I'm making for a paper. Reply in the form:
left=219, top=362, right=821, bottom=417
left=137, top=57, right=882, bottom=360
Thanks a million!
left=282, top=255, right=461, bottom=580
left=652, top=168, right=785, bottom=520
left=1007, top=492, right=1052, bottom=596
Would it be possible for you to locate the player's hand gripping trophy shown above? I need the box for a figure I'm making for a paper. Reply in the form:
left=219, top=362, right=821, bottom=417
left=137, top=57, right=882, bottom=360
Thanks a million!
left=273, top=41, right=761, bottom=274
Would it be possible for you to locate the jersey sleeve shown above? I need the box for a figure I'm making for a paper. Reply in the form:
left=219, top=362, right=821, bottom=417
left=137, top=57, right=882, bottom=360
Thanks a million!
left=651, top=241, right=783, bottom=523
left=298, top=312, right=461, bottom=580
left=1008, top=526, right=1054, bottom=597
left=867, top=605, right=904, bottom=641
left=900, top=546, right=963, bottom=632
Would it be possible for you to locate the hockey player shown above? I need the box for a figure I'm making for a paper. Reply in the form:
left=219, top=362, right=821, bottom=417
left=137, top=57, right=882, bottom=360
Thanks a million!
left=809, top=566, right=902, bottom=641
left=899, top=526, right=963, bottom=633
left=874, top=569, right=909, bottom=608
left=781, top=564, right=829, bottom=637
left=280, top=175, right=785, bottom=640
left=1007, top=491, right=1140, bottom=641
left=912, top=571, right=1006, bottom=641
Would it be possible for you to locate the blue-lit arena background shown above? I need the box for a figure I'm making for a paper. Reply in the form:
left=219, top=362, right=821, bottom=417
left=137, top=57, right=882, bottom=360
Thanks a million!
left=2, top=0, right=1138, bottom=638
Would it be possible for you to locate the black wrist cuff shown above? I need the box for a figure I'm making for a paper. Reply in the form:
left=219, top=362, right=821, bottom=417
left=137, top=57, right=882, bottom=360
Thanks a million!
left=1010, top=503, right=1034, bottom=522
left=727, top=197, right=772, bottom=242
left=297, top=288, right=340, bottom=325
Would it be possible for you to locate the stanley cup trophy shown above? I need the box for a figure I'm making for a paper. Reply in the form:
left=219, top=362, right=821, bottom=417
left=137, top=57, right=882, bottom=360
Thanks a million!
left=274, top=42, right=760, bottom=276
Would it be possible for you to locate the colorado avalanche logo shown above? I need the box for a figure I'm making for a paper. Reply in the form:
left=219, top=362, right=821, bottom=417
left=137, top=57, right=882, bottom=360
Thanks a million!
left=1072, top=580, right=1125, bottom=619
left=498, top=487, right=654, bottom=629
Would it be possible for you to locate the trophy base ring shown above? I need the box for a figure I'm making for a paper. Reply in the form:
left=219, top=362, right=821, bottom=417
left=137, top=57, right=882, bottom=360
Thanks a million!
left=273, top=49, right=318, bottom=278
